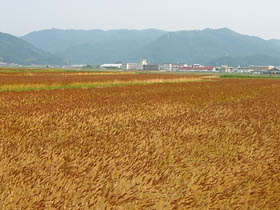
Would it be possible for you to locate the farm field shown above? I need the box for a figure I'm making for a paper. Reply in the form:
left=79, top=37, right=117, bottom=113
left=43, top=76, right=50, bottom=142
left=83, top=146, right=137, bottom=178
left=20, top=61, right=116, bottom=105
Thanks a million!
left=0, top=70, right=206, bottom=92
left=0, top=70, right=280, bottom=209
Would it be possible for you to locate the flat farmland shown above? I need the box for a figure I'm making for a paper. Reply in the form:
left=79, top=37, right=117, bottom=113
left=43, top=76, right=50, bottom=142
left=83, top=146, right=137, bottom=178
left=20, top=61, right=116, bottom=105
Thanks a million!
left=0, top=70, right=280, bottom=209
left=0, top=71, right=207, bottom=93
left=0, top=70, right=203, bottom=85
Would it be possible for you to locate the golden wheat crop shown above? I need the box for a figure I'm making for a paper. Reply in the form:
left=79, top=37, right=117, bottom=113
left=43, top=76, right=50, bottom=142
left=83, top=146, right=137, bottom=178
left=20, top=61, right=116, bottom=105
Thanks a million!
left=0, top=72, right=280, bottom=209
left=0, top=71, right=202, bottom=85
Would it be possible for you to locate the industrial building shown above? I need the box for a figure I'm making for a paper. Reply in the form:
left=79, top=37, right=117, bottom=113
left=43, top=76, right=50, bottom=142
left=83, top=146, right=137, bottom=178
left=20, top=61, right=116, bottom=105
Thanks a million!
left=100, top=64, right=122, bottom=69
left=122, top=63, right=139, bottom=70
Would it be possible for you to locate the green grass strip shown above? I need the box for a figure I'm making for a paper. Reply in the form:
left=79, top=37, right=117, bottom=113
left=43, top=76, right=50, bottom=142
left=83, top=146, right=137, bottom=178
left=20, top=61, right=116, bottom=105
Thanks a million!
left=220, top=74, right=280, bottom=79
left=0, top=79, right=205, bottom=92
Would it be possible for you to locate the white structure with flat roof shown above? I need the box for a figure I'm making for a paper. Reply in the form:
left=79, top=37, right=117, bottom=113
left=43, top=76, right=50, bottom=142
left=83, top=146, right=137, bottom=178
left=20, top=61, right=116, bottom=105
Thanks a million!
left=100, top=64, right=122, bottom=69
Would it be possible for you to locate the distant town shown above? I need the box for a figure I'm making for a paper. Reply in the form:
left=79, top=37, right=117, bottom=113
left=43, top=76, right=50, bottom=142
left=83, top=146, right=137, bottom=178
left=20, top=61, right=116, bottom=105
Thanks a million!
left=1, top=59, right=280, bottom=75
left=98, top=59, right=280, bottom=75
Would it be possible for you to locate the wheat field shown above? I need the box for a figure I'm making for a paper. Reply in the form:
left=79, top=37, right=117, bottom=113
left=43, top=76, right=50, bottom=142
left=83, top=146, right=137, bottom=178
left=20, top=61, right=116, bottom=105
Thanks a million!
left=0, top=71, right=280, bottom=209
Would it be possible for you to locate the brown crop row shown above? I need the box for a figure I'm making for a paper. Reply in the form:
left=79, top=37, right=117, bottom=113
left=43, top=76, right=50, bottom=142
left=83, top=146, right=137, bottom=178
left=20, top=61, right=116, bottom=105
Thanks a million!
left=0, top=71, right=202, bottom=85
left=1, top=78, right=280, bottom=209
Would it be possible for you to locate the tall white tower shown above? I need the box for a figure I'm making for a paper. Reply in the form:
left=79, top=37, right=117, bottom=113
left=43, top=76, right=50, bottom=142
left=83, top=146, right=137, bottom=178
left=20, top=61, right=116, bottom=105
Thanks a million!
left=140, top=59, right=148, bottom=66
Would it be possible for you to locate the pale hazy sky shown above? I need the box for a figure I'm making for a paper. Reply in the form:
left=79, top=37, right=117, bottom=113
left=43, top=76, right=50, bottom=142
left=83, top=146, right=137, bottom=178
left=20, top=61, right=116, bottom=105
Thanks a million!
left=1, top=0, right=279, bottom=39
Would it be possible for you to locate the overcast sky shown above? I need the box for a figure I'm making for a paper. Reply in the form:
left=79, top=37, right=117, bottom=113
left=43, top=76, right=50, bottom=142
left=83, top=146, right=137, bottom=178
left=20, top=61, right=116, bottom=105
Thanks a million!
left=1, top=0, right=279, bottom=39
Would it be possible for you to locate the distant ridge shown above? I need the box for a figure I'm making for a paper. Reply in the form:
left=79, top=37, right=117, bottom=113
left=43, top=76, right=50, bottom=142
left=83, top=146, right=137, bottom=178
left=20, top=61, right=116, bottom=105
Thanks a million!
left=137, top=28, right=280, bottom=65
left=0, top=32, right=63, bottom=65
left=4, top=28, right=280, bottom=66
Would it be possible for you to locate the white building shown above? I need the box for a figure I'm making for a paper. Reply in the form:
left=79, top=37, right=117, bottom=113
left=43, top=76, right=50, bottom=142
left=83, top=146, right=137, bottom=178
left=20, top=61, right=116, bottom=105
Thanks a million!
left=100, top=64, right=122, bottom=69
left=122, top=59, right=149, bottom=70
left=159, top=64, right=173, bottom=71
left=122, top=63, right=139, bottom=70
left=248, top=66, right=274, bottom=72
left=140, top=59, right=147, bottom=66
left=220, top=65, right=232, bottom=73
left=0, top=62, right=7, bottom=66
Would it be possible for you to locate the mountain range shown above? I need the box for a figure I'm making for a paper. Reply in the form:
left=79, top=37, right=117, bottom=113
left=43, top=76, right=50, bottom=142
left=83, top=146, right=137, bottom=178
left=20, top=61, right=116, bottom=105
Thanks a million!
left=0, top=32, right=63, bottom=65
left=1, top=28, right=280, bottom=66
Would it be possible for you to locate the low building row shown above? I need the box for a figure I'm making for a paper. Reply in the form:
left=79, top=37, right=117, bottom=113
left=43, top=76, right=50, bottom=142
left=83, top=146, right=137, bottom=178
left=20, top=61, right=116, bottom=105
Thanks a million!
left=100, top=61, right=280, bottom=74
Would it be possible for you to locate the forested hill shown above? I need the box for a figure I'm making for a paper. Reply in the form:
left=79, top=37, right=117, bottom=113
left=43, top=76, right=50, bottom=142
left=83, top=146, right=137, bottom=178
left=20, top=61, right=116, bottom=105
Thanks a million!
left=4, top=28, right=280, bottom=66
left=0, top=32, right=63, bottom=65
